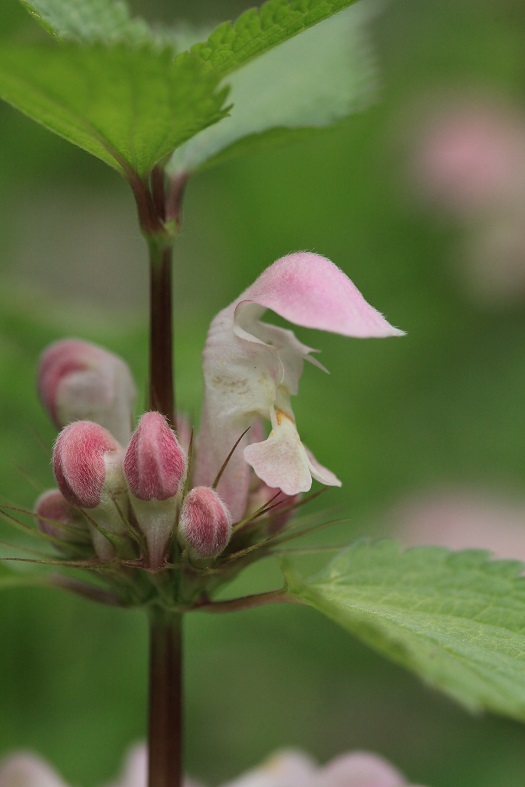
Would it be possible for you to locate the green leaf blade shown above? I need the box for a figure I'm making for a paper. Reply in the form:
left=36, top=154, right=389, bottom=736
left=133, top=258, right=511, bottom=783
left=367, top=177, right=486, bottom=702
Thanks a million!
left=0, top=43, right=228, bottom=177
left=191, top=0, right=361, bottom=76
left=287, top=540, right=525, bottom=720
left=169, top=5, right=376, bottom=175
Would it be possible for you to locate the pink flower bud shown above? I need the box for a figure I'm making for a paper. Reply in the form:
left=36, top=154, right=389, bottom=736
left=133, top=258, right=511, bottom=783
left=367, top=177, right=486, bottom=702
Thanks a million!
left=34, top=489, right=87, bottom=543
left=53, top=421, right=128, bottom=559
left=179, top=487, right=232, bottom=560
left=124, top=412, right=186, bottom=502
left=38, top=339, right=136, bottom=444
left=53, top=421, right=123, bottom=508
left=124, top=412, right=186, bottom=568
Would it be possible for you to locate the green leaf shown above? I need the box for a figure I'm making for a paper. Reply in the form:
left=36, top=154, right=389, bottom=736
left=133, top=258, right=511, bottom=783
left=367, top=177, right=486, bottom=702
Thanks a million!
left=286, top=540, right=525, bottom=721
left=191, top=0, right=361, bottom=76
left=18, top=0, right=180, bottom=50
left=169, top=6, right=375, bottom=175
left=0, top=43, right=228, bottom=177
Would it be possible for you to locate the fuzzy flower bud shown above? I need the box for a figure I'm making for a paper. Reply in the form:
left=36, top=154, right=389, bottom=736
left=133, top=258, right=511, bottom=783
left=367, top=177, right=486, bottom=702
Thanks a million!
left=124, top=412, right=186, bottom=568
left=53, top=421, right=128, bottom=559
left=124, top=412, right=185, bottom=501
left=38, top=339, right=136, bottom=445
left=34, top=489, right=88, bottom=544
left=179, top=487, right=232, bottom=560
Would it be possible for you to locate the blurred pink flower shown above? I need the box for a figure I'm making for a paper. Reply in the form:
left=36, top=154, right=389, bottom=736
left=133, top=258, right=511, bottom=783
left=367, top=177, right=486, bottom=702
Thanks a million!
left=405, top=94, right=525, bottom=305
left=0, top=753, right=69, bottom=787
left=389, top=488, right=525, bottom=563
left=222, top=749, right=426, bottom=787
left=411, top=98, right=525, bottom=217
left=0, top=747, right=426, bottom=787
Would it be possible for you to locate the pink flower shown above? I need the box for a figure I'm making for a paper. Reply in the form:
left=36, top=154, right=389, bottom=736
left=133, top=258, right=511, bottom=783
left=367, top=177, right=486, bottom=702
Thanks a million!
left=195, top=252, right=403, bottom=520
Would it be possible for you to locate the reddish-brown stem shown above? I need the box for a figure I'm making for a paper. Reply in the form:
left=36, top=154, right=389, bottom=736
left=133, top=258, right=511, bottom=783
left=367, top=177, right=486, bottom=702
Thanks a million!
left=151, top=166, right=167, bottom=222
left=128, top=172, right=164, bottom=237
left=148, top=610, right=183, bottom=787
left=132, top=166, right=183, bottom=787
left=194, top=589, right=299, bottom=614
left=149, top=242, right=175, bottom=422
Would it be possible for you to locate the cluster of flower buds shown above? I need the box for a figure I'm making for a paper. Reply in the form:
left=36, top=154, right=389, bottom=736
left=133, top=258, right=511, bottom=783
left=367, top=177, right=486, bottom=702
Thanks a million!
left=34, top=254, right=402, bottom=575
left=37, top=339, right=234, bottom=568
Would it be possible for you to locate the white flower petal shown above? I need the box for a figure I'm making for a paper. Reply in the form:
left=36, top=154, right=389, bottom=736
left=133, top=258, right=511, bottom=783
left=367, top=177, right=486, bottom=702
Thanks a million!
left=243, top=411, right=313, bottom=495
left=305, top=447, right=342, bottom=487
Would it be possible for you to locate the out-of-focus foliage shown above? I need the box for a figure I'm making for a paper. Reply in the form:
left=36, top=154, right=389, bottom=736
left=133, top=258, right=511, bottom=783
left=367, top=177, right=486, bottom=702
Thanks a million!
left=1, top=1, right=525, bottom=786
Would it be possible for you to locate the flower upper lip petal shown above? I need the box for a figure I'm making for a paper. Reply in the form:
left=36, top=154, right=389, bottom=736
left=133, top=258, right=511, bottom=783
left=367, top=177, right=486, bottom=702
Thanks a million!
left=233, top=252, right=405, bottom=339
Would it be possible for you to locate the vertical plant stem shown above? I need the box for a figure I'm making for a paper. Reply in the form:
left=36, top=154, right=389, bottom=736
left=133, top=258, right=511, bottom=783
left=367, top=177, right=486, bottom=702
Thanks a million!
left=148, top=609, right=183, bottom=787
left=144, top=173, right=182, bottom=784
left=149, top=240, right=175, bottom=422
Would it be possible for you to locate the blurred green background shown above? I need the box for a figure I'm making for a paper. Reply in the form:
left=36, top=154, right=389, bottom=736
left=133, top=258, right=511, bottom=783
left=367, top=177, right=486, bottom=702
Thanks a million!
left=2, top=0, right=525, bottom=785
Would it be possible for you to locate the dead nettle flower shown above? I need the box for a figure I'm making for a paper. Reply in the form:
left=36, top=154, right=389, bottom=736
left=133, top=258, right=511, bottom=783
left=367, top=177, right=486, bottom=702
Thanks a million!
left=195, top=252, right=403, bottom=521
left=53, top=421, right=129, bottom=560
left=124, top=411, right=186, bottom=568
left=38, top=339, right=137, bottom=445
left=34, top=488, right=89, bottom=545
left=178, top=486, right=232, bottom=561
